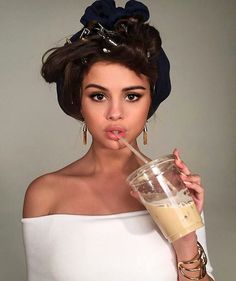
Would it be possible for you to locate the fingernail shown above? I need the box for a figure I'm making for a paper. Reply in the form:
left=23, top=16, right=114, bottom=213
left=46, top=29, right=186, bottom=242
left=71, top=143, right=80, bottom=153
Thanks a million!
left=176, top=150, right=181, bottom=159
left=184, top=181, right=190, bottom=185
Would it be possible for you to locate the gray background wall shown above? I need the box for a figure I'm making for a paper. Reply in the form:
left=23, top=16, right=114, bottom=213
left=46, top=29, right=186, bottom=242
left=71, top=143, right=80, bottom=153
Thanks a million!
left=0, top=0, right=235, bottom=280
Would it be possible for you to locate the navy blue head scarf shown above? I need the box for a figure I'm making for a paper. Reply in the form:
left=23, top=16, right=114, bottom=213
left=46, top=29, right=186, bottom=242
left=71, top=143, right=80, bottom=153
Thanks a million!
left=58, top=0, right=171, bottom=118
left=80, top=0, right=150, bottom=29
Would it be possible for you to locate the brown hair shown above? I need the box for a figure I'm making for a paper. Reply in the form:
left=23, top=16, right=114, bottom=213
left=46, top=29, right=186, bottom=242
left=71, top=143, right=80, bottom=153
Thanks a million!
left=41, top=19, right=162, bottom=121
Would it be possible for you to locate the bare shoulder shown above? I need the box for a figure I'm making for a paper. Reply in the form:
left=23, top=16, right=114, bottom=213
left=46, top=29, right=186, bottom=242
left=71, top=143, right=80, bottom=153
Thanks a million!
left=22, top=158, right=92, bottom=218
left=22, top=173, right=60, bottom=218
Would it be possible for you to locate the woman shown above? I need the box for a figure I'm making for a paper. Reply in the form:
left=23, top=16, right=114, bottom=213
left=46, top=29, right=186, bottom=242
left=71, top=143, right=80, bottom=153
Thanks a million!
left=22, top=0, right=214, bottom=280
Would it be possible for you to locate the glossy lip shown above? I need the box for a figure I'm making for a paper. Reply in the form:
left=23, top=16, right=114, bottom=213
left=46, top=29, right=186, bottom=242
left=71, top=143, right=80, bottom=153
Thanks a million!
left=105, top=126, right=126, bottom=140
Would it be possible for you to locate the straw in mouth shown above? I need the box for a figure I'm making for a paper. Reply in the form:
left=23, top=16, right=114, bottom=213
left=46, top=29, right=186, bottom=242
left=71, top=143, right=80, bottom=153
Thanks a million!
left=117, top=136, right=149, bottom=164
left=114, top=133, right=178, bottom=206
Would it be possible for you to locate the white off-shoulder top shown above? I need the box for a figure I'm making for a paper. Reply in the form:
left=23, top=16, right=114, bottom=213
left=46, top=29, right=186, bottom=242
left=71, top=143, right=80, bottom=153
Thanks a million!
left=22, top=210, right=214, bottom=281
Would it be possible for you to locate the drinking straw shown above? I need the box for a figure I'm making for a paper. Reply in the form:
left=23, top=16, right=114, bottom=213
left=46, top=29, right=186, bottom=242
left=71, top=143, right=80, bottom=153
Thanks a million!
left=118, top=136, right=149, bottom=164
left=117, top=135, right=178, bottom=206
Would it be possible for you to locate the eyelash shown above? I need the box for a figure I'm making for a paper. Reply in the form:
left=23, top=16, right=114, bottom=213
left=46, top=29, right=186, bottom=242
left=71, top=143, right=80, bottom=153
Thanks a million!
left=89, top=93, right=105, bottom=101
left=126, top=93, right=142, bottom=101
left=89, top=93, right=142, bottom=102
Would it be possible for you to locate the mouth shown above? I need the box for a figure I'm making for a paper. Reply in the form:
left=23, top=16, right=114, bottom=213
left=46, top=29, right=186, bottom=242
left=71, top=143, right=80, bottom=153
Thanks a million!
left=105, top=127, right=126, bottom=140
left=111, top=130, right=122, bottom=136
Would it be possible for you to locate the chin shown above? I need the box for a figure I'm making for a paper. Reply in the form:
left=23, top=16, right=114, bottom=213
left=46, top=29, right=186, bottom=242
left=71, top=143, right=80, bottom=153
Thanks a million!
left=106, top=141, right=124, bottom=150
left=92, top=138, right=121, bottom=150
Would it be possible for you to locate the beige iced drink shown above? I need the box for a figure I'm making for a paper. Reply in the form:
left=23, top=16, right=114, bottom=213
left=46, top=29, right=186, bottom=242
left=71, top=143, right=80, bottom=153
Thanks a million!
left=127, top=155, right=204, bottom=242
left=143, top=190, right=203, bottom=242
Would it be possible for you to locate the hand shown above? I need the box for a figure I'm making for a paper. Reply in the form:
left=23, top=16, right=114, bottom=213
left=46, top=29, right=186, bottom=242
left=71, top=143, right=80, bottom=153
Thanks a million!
left=173, top=148, right=204, bottom=213
left=130, top=189, right=141, bottom=202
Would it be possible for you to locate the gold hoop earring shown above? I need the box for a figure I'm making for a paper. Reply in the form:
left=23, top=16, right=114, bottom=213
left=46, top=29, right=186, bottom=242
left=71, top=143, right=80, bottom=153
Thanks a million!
left=143, top=123, right=148, bottom=145
left=82, top=122, right=87, bottom=145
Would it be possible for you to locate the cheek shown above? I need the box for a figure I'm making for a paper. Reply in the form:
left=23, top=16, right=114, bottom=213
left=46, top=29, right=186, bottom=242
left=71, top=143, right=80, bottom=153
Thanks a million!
left=80, top=99, right=104, bottom=132
left=80, top=96, right=93, bottom=120
left=81, top=107, right=96, bottom=124
left=129, top=98, right=151, bottom=132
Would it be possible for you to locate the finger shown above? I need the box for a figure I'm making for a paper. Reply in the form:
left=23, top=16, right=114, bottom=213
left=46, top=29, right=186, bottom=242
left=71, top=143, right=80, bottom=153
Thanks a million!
left=130, top=190, right=141, bottom=202
left=176, top=160, right=191, bottom=175
left=184, top=181, right=204, bottom=213
left=181, top=174, right=201, bottom=185
left=173, top=148, right=180, bottom=159
left=183, top=181, right=204, bottom=196
left=173, top=149, right=191, bottom=175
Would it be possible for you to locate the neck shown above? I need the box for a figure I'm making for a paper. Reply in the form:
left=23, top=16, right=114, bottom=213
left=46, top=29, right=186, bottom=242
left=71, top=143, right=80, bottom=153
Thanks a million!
left=84, top=140, right=146, bottom=175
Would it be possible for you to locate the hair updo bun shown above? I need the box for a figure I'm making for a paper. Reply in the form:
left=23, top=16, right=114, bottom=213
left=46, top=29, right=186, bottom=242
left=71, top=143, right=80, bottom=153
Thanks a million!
left=41, top=0, right=170, bottom=121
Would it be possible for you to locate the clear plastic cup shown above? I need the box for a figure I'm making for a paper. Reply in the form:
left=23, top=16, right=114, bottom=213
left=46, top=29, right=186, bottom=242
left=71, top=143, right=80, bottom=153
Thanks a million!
left=127, top=154, right=204, bottom=243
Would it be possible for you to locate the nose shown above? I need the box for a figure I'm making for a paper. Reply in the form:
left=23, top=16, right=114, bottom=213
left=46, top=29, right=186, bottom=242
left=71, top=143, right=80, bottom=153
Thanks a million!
left=106, top=100, right=123, bottom=121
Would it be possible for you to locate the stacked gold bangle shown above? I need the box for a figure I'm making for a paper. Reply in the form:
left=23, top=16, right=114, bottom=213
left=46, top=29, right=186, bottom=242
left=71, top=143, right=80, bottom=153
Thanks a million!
left=178, top=242, right=207, bottom=280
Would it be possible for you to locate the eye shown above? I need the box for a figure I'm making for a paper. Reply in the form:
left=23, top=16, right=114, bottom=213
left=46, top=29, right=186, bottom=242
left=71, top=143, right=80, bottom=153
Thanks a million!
left=89, top=93, right=106, bottom=101
left=126, top=93, right=142, bottom=101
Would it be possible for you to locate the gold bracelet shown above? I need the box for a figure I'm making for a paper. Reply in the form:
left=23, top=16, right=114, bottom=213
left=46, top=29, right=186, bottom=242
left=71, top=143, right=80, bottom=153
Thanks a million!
left=177, top=242, right=207, bottom=280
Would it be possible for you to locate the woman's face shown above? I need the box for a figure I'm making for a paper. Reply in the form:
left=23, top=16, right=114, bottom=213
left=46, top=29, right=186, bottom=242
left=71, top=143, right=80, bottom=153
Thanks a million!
left=81, top=61, right=151, bottom=149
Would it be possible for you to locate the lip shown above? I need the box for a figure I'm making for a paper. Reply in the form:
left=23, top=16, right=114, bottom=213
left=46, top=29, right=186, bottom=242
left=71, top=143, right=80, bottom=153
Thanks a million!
left=105, top=126, right=126, bottom=140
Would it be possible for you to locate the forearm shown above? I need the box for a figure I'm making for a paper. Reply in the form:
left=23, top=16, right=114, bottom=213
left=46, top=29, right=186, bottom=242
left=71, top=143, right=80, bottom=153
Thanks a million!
left=172, top=232, right=213, bottom=281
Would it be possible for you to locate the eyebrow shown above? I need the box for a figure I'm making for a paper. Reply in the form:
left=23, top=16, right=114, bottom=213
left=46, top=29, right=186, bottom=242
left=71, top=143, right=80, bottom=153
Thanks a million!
left=84, top=83, right=146, bottom=91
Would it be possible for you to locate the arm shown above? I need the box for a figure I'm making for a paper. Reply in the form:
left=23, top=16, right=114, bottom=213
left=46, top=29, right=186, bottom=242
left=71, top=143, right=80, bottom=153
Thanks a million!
left=172, top=233, right=214, bottom=281
left=173, top=149, right=214, bottom=280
